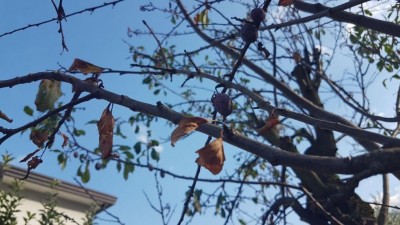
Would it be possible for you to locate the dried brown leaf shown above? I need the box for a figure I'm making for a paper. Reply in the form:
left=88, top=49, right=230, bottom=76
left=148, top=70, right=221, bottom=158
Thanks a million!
left=171, top=117, right=208, bottom=147
left=68, top=58, right=103, bottom=75
left=195, top=136, right=225, bottom=175
left=257, top=110, right=280, bottom=135
left=60, top=132, right=69, bottom=148
left=20, top=156, right=43, bottom=180
left=97, top=104, right=115, bottom=159
left=30, top=129, right=49, bottom=148
left=0, top=110, right=13, bottom=123
left=20, top=149, right=40, bottom=162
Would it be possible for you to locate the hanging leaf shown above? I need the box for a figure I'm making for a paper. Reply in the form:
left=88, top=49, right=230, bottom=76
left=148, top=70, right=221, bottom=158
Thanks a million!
left=257, top=110, right=280, bottom=135
left=20, top=149, right=41, bottom=162
left=30, top=129, right=49, bottom=148
left=20, top=156, right=43, bottom=180
left=195, top=134, right=225, bottom=175
left=201, top=9, right=209, bottom=29
left=23, top=106, right=34, bottom=116
left=97, top=103, right=115, bottom=159
left=171, top=117, right=208, bottom=147
left=0, top=110, right=13, bottom=123
left=256, top=110, right=281, bottom=144
left=60, top=132, right=69, bottom=148
left=35, top=79, right=62, bottom=112
left=68, top=58, right=104, bottom=75
left=278, top=0, right=295, bottom=6
left=194, top=13, right=201, bottom=25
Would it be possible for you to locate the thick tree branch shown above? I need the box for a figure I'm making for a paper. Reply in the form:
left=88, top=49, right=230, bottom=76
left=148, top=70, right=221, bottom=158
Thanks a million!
left=378, top=174, right=389, bottom=225
left=3, top=72, right=400, bottom=177
left=174, top=0, right=382, bottom=154
left=294, top=0, right=400, bottom=38
left=263, top=0, right=371, bottom=32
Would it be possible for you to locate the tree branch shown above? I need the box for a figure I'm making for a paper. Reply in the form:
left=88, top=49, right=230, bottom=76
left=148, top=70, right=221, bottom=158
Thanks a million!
left=293, top=0, right=400, bottom=38
left=3, top=72, right=400, bottom=176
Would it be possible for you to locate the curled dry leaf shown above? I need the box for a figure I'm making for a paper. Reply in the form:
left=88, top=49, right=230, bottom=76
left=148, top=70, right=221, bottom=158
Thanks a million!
left=278, top=0, right=295, bottom=6
left=60, top=132, right=69, bottom=148
left=30, top=129, right=49, bottom=148
left=68, top=58, right=104, bottom=75
left=20, top=156, right=43, bottom=180
left=195, top=135, right=225, bottom=175
left=257, top=110, right=280, bottom=135
left=97, top=103, right=115, bottom=159
left=0, top=110, right=13, bottom=123
left=35, top=79, right=62, bottom=112
left=20, top=149, right=41, bottom=163
left=170, top=117, right=208, bottom=147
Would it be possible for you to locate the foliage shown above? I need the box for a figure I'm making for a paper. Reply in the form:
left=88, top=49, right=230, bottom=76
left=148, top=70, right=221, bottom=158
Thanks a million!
left=0, top=164, right=95, bottom=225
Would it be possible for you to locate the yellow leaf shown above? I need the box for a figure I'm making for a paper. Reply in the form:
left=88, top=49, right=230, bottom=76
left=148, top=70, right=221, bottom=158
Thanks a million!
left=195, top=135, right=225, bottom=175
left=170, top=117, right=208, bottom=147
left=35, top=79, right=62, bottom=112
left=0, top=110, right=13, bottom=123
left=97, top=104, right=115, bottom=159
left=68, top=58, right=103, bottom=75
left=201, top=9, right=209, bottom=29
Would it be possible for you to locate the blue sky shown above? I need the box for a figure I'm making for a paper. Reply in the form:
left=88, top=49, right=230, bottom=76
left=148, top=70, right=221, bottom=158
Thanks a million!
left=1, top=1, right=400, bottom=225
left=0, top=1, right=253, bottom=224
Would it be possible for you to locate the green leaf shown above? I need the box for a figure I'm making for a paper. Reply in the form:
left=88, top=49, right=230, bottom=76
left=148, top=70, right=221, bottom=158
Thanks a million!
left=116, top=161, right=122, bottom=172
left=118, top=145, right=131, bottom=151
left=149, top=139, right=159, bottom=147
left=23, top=106, right=34, bottom=116
left=73, top=128, right=86, bottom=136
left=143, top=76, right=152, bottom=84
left=391, top=74, right=400, bottom=80
left=81, top=164, right=91, bottom=183
left=123, top=163, right=135, bottom=180
left=238, top=218, right=246, bottom=225
left=57, top=153, right=67, bottom=170
left=86, top=120, right=99, bottom=125
left=349, top=34, right=358, bottom=44
left=123, top=151, right=134, bottom=160
left=151, top=148, right=160, bottom=161
left=34, top=79, right=62, bottom=112
left=134, top=142, right=141, bottom=154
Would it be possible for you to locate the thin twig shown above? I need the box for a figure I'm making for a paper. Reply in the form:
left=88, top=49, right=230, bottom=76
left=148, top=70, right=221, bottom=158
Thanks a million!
left=142, top=20, right=170, bottom=71
left=301, top=187, right=344, bottom=225
left=0, top=0, right=125, bottom=38
left=74, top=178, right=125, bottom=225
left=0, top=93, right=95, bottom=145
left=177, top=165, right=201, bottom=225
